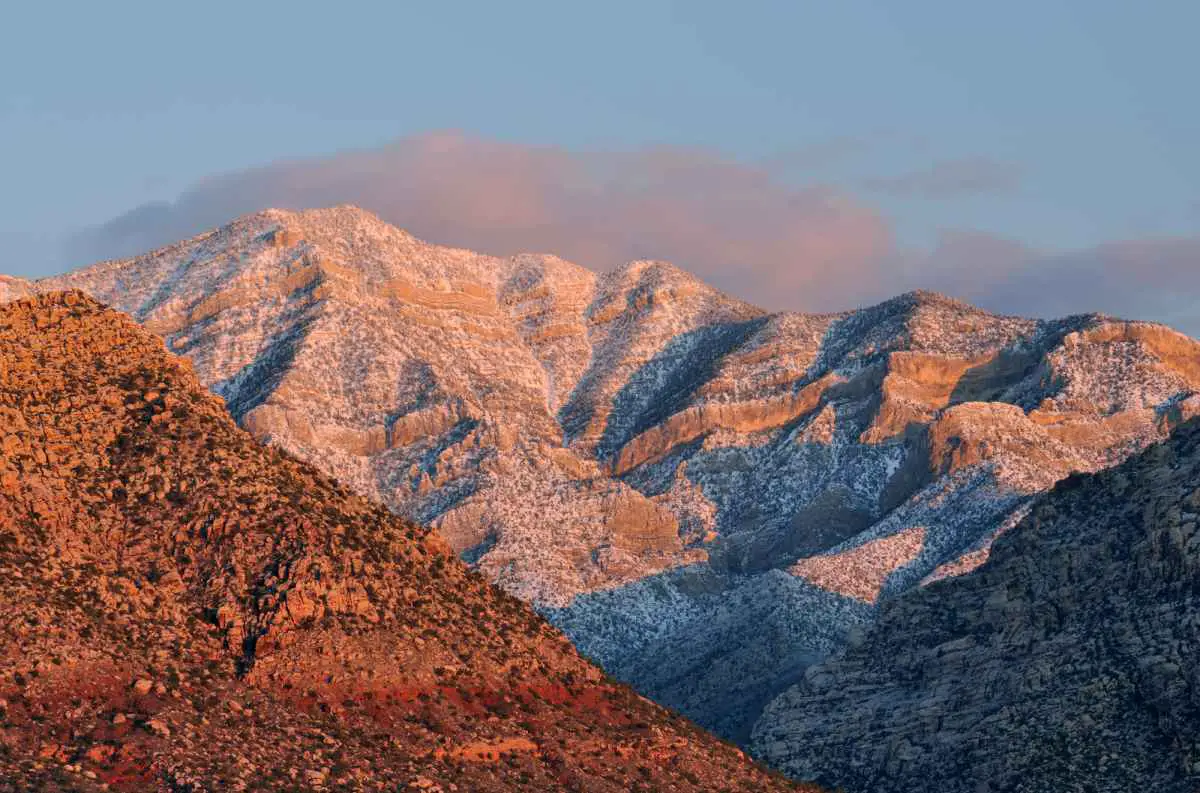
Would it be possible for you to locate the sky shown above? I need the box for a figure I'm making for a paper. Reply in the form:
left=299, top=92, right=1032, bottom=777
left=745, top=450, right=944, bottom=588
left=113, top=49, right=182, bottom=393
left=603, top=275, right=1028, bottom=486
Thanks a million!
left=2, top=0, right=1198, bottom=331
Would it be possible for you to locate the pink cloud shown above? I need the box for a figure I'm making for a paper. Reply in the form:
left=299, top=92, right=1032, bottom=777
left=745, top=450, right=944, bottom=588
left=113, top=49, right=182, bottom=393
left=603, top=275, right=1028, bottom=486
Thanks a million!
left=964, top=234, right=1200, bottom=332
left=61, top=132, right=1200, bottom=335
left=65, top=131, right=893, bottom=312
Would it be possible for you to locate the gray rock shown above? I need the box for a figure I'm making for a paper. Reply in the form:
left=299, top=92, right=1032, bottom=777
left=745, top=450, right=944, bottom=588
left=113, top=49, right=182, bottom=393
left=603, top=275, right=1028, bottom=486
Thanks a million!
left=752, top=419, right=1200, bottom=792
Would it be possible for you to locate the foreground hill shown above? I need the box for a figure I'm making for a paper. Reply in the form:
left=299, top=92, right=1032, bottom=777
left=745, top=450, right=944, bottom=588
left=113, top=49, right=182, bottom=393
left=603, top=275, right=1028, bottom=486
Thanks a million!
left=0, top=292, right=805, bottom=792
left=753, top=418, right=1200, bottom=792
left=7, top=205, right=1200, bottom=739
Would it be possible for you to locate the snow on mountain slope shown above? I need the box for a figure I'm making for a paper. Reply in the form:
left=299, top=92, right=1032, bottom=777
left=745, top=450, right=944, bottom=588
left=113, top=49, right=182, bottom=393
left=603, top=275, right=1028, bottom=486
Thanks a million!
left=9, top=205, right=1200, bottom=741
left=753, top=417, right=1200, bottom=792
left=26, top=208, right=702, bottom=606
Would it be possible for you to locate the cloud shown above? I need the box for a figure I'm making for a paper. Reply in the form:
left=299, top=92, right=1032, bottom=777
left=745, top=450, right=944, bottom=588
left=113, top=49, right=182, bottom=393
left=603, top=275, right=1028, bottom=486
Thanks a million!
left=63, top=132, right=893, bottom=312
left=863, top=157, right=1022, bottom=198
left=961, top=235, right=1200, bottom=334
left=56, top=132, right=1200, bottom=336
left=885, top=229, right=1200, bottom=335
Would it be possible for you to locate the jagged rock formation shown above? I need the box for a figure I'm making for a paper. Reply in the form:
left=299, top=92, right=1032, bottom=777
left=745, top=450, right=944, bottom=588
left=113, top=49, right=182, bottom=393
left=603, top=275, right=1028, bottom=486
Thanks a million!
left=752, top=418, right=1200, bottom=793
left=0, top=291, right=807, bottom=792
left=7, top=205, right=1200, bottom=741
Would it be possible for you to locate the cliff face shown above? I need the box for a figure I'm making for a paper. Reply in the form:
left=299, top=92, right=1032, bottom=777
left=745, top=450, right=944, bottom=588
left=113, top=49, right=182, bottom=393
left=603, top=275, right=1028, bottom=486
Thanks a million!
left=8, top=205, right=1200, bottom=741
left=752, top=417, right=1200, bottom=793
left=0, top=292, right=807, bottom=792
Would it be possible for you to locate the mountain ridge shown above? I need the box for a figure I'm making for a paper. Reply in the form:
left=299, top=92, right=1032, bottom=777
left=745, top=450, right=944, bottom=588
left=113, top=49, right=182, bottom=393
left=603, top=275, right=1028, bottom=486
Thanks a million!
left=0, top=289, right=808, bottom=791
left=5, top=204, right=1199, bottom=742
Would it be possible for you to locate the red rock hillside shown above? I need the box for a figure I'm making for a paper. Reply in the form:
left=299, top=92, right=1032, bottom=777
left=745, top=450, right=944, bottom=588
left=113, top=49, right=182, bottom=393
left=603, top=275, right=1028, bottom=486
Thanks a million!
left=0, top=292, right=808, bottom=792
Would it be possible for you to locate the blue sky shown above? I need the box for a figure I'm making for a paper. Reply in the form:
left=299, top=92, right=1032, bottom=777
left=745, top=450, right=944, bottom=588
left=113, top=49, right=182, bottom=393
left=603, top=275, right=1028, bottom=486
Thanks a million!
left=2, top=1, right=1198, bottom=328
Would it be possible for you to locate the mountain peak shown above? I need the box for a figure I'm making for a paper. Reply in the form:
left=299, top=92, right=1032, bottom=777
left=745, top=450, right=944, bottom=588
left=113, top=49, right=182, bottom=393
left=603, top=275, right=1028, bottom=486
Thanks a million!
left=610, top=258, right=716, bottom=291
left=887, top=288, right=988, bottom=314
left=258, top=204, right=419, bottom=245
left=0, top=274, right=33, bottom=303
left=598, top=258, right=765, bottom=320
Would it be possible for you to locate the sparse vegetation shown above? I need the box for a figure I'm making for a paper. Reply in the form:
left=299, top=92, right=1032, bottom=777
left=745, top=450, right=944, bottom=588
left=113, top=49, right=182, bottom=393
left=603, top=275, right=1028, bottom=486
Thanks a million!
left=0, top=292, right=813, bottom=791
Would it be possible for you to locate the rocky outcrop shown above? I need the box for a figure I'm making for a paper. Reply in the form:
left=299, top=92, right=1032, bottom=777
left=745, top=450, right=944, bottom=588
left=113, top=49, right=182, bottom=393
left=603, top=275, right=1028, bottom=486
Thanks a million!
left=789, top=526, right=926, bottom=603
left=860, top=352, right=986, bottom=443
left=8, top=207, right=1200, bottom=746
left=753, top=418, right=1200, bottom=792
left=926, top=401, right=1086, bottom=488
left=0, top=292, right=810, bottom=792
left=613, top=373, right=841, bottom=474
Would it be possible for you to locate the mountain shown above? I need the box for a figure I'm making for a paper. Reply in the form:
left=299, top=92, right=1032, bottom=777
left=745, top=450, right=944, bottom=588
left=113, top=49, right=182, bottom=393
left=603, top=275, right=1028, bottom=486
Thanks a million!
left=8, top=205, right=1200, bottom=741
left=0, top=291, right=808, bottom=792
left=752, top=417, right=1200, bottom=792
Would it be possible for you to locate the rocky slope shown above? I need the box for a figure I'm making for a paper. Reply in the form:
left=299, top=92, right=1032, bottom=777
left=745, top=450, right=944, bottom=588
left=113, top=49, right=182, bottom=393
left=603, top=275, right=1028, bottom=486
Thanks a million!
left=8, top=205, right=1200, bottom=741
left=0, top=291, right=809, bottom=792
left=752, top=417, right=1200, bottom=793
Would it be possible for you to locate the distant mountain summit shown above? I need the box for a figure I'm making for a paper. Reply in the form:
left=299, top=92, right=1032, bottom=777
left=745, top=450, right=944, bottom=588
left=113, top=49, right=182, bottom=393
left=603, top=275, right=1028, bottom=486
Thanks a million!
left=7, top=205, right=1200, bottom=740
left=0, top=291, right=807, bottom=791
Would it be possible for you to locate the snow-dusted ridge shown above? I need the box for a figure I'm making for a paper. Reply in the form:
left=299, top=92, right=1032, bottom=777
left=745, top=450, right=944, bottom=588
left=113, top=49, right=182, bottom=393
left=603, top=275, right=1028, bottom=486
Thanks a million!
left=7, top=204, right=1200, bottom=741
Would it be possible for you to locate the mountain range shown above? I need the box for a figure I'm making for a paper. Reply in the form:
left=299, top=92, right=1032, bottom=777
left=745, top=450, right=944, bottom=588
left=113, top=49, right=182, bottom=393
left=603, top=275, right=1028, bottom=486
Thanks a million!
left=4, top=204, right=1200, bottom=760
left=0, top=290, right=807, bottom=792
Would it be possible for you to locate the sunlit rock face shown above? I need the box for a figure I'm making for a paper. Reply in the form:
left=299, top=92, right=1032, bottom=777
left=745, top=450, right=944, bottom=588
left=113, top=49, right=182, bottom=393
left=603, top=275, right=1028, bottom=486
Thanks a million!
left=0, top=291, right=810, bottom=793
left=11, top=205, right=1200, bottom=742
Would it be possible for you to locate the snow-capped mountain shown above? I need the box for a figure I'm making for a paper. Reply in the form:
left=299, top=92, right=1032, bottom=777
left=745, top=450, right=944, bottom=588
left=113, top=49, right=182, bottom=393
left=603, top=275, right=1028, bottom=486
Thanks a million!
left=8, top=205, right=1200, bottom=740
